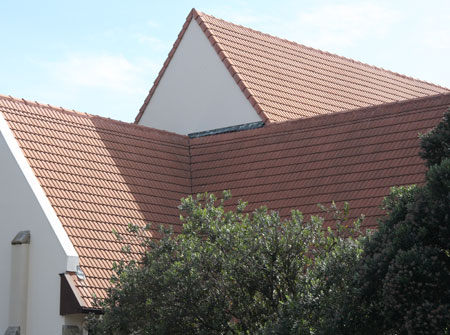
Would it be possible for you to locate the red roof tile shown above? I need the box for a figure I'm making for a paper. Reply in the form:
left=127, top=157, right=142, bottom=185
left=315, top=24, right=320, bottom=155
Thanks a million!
left=190, top=93, right=450, bottom=229
left=2, top=92, right=450, bottom=309
left=0, top=95, right=190, bottom=307
left=136, top=9, right=448, bottom=124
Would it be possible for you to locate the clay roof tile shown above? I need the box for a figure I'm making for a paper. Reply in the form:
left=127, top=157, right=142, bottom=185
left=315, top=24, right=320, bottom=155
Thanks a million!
left=135, top=10, right=448, bottom=124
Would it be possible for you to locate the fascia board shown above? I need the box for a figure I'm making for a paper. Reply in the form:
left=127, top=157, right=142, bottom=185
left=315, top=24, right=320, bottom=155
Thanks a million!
left=0, top=111, right=79, bottom=272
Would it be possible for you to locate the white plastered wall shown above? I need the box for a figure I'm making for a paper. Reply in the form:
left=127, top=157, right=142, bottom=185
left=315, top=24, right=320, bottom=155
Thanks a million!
left=0, top=112, right=80, bottom=334
left=138, top=18, right=261, bottom=135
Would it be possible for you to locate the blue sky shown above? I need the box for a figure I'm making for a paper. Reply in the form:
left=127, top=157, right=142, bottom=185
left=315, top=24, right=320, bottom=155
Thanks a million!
left=1, top=0, right=449, bottom=122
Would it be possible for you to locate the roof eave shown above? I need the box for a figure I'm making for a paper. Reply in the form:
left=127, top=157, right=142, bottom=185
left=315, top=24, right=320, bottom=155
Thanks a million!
left=60, top=272, right=103, bottom=315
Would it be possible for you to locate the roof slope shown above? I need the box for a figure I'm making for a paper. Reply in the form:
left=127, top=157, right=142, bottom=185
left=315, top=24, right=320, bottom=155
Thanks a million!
left=0, top=95, right=190, bottom=307
left=136, top=9, right=449, bottom=124
left=2, top=92, right=450, bottom=309
left=190, top=93, right=450, bottom=228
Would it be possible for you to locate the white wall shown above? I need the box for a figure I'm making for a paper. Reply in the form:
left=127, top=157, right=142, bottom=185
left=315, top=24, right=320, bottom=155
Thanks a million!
left=0, top=113, right=80, bottom=334
left=64, top=314, right=87, bottom=335
left=138, top=18, right=261, bottom=135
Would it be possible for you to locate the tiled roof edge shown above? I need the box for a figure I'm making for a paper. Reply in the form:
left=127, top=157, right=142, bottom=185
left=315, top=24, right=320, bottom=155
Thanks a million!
left=197, top=12, right=450, bottom=93
left=188, top=121, right=264, bottom=138
left=195, top=12, right=269, bottom=123
left=0, top=105, right=79, bottom=271
left=191, top=92, right=450, bottom=144
left=264, top=92, right=450, bottom=132
left=0, top=94, right=189, bottom=142
left=135, top=8, right=199, bottom=124
left=135, top=9, right=448, bottom=126
left=0, top=93, right=86, bottom=116
left=134, top=9, right=269, bottom=125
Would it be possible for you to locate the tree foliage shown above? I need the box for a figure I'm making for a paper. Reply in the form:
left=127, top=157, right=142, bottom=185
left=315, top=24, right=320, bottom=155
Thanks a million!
left=87, top=193, right=362, bottom=335
left=88, top=111, right=450, bottom=335
left=420, top=111, right=450, bottom=167
left=352, top=112, right=450, bottom=334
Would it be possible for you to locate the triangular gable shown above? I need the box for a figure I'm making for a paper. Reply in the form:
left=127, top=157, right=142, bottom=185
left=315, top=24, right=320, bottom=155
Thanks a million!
left=136, top=9, right=449, bottom=130
left=136, top=9, right=261, bottom=135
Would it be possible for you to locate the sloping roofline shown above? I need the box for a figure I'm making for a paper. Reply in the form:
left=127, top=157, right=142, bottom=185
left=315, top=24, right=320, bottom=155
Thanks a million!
left=0, top=93, right=190, bottom=309
left=2, top=91, right=450, bottom=312
left=135, top=8, right=448, bottom=125
left=134, top=8, right=264, bottom=123
left=0, top=93, right=188, bottom=140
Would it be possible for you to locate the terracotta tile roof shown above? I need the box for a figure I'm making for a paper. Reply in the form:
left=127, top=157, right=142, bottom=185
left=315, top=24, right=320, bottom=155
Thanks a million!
left=0, top=95, right=190, bottom=307
left=136, top=9, right=449, bottom=124
left=2, top=92, right=450, bottom=309
left=190, top=93, right=450, bottom=229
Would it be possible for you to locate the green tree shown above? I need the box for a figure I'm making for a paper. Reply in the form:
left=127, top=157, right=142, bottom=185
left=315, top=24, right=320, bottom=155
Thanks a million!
left=352, top=112, right=450, bottom=334
left=87, top=193, right=362, bottom=335
left=88, top=112, right=450, bottom=335
left=260, top=207, right=364, bottom=335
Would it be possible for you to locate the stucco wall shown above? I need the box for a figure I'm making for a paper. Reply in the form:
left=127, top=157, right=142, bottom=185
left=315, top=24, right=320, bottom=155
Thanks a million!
left=0, top=114, right=80, bottom=334
left=138, top=18, right=261, bottom=135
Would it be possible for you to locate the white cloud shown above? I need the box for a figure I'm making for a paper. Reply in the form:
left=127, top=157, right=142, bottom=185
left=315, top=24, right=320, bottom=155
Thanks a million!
left=47, top=53, right=158, bottom=94
left=419, top=7, right=450, bottom=51
left=278, top=2, right=398, bottom=51
left=204, top=2, right=398, bottom=53
left=146, top=20, right=160, bottom=28
left=33, top=53, right=162, bottom=121
left=218, top=12, right=265, bottom=26
left=202, top=5, right=275, bottom=27
left=136, top=34, right=170, bottom=51
left=424, top=29, right=450, bottom=51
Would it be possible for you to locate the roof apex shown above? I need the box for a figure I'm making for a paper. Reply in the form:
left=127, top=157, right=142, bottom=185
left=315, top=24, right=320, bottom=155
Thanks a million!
left=135, top=9, right=449, bottom=125
left=135, top=9, right=269, bottom=125
left=135, top=9, right=199, bottom=124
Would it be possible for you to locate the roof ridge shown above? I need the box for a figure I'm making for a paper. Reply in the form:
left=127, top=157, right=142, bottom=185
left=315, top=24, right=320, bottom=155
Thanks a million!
left=136, top=8, right=448, bottom=126
left=0, top=93, right=188, bottom=140
left=263, top=91, right=450, bottom=130
left=0, top=93, right=87, bottom=116
left=197, top=11, right=449, bottom=92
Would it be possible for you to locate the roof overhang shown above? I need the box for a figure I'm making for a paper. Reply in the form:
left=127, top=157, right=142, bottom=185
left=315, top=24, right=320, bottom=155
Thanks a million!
left=59, top=272, right=102, bottom=315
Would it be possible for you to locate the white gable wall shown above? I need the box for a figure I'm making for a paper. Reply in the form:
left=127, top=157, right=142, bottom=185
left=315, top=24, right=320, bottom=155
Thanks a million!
left=0, top=113, right=80, bottom=334
left=138, top=19, right=261, bottom=135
